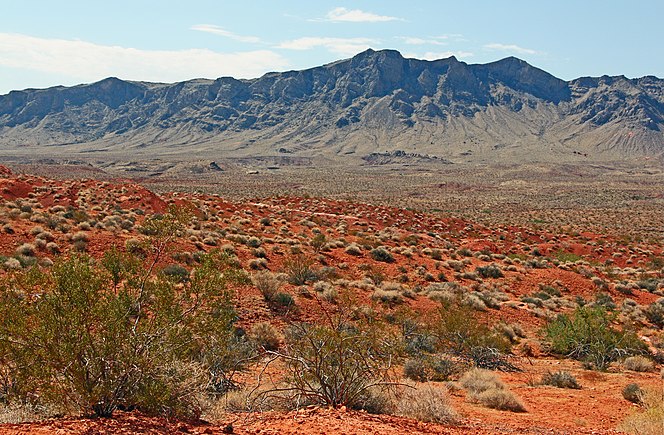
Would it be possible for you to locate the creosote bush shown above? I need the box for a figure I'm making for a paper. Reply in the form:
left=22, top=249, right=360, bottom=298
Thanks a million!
left=543, top=306, right=646, bottom=370
left=0, top=208, right=253, bottom=419
left=433, top=303, right=515, bottom=371
left=258, top=298, right=402, bottom=411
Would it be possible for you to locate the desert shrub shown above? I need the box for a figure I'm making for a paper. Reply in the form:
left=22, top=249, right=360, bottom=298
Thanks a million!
left=637, top=279, right=660, bottom=293
left=623, top=356, right=654, bottom=372
left=72, top=240, right=88, bottom=252
left=3, top=257, right=21, bottom=270
left=71, top=231, right=89, bottom=243
left=403, top=356, right=460, bottom=382
left=345, top=243, right=362, bottom=256
left=0, top=209, right=253, bottom=419
left=543, top=306, right=646, bottom=370
left=310, top=233, right=326, bottom=253
left=475, top=388, right=526, bottom=412
left=260, top=305, right=401, bottom=411
left=460, top=368, right=525, bottom=412
left=245, top=236, right=261, bottom=249
left=395, top=384, right=458, bottom=423
left=248, top=258, right=268, bottom=270
left=283, top=255, right=318, bottom=285
left=271, top=292, right=296, bottom=310
left=125, top=238, right=146, bottom=257
left=370, top=247, right=394, bottom=263
left=476, top=264, right=503, bottom=279
left=15, top=243, right=35, bottom=257
left=460, top=368, right=505, bottom=393
left=371, top=289, right=403, bottom=306
left=622, top=383, right=644, bottom=404
left=403, top=358, right=429, bottom=382
left=644, top=298, right=664, bottom=327
left=433, top=303, right=515, bottom=371
left=161, top=264, right=190, bottom=283
left=619, top=387, right=663, bottom=435
left=250, top=322, right=281, bottom=351
left=541, top=371, right=581, bottom=389
left=252, top=271, right=282, bottom=301
left=594, top=292, right=616, bottom=310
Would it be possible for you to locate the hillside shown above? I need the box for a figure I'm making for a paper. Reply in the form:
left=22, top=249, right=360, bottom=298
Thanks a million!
left=0, top=49, right=663, bottom=163
left=0, top=166, right=662, bottom=434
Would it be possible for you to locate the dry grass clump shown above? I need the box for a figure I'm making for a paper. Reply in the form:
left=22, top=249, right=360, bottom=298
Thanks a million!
left=250, top=322, right=281, bottom=351
left=474, top=388, right=526, bottom=412
left=622, top=383, right=645, bottom=404
left=251, top=270, right=283, bottom=301
left=618, top=387, right=663, bottom=435
left=623, top=356, right=654, bottom=372
left=15, top=243, right=36, bottom=257
left=460, top=368, right=505, bottom=392
left=460, top=368, right=526, bottom=412
left=540, top=371, right=581, bottom=389
left=395, top=384, right=458, bottom=424
left=345, top=243, right=363, bottom=256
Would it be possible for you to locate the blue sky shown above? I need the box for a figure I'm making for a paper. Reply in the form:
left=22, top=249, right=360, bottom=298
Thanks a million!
left=1, top=0, right=662, bottom=94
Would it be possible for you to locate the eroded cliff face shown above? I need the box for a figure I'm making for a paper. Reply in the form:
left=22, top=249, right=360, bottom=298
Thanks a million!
left=1, top=49, right=662, bottom=161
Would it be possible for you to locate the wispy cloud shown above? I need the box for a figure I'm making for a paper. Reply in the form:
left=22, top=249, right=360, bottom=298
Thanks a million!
left=324, top=7, right=401, bottom=23
left=396, top=36, right=448, bottom=45
left=0, top=33, right=289, bottom=87
left=484, top=43, right=541, bottom=55
left=397, top=36, right=448, bottom=46
left=277, top=37, right=377, bottom=56
left=404, top=51, right=474, bottom=61
left=190, top=24, right=261, bottom=44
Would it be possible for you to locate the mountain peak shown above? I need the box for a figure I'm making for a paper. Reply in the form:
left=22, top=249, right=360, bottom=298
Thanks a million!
left=0, top=51, right=662, bottom=159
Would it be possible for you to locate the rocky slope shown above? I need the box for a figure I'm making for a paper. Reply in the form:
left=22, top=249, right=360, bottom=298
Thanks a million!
left=0, top=49, right=662, bottom=163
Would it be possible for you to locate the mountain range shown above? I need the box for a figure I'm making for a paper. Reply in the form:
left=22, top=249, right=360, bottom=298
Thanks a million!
left=0, top=49, right=663, bottom=164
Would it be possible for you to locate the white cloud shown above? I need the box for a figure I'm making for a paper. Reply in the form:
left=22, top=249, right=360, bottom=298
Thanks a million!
left=190, top=24, right=261, bottom=44
left=397, top=37, right=447, bottom=46
left=404, top=51, right=474, bottom=61
left=277, top=37, right=377, bottom=56
left=484, top=43, right=540, bottom=55
left=0, top=33, right=289, bottom=86
left=325, top=7, right=401, bottom=22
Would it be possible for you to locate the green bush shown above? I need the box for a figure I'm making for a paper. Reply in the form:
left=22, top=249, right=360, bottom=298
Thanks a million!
left=433, top=303, right=515, bottom=371
left=543, top=306, right=646, bottom=370
left=161, top=264, right=190, bottom=283
left=370, top=247, right=394, bottom=263
left=476, top=264, right=503, bottom=278
left=0, top=209, right=253, bottom=419
left=403, top=356, right=460, bottom=382
left=265, top=306, right=401, bottom=410
left=283, top=255, right=318, bottom=285
left=644, top=299, right=664, bottom=327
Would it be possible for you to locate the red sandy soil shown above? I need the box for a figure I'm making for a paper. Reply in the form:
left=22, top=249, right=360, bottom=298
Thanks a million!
left=0, top=167, right=662, bottom=434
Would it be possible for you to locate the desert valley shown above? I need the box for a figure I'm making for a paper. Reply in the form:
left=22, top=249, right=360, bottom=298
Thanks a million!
left=0, top=40, right=662, bottom=435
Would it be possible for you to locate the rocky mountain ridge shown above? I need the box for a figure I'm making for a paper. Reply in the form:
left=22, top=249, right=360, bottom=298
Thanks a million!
left=0, top=49, right=662, bottom=163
